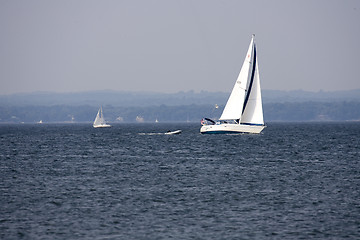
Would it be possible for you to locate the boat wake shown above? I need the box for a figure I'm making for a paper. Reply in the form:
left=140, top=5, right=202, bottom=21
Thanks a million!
left=138, top=133, right=165, bottom=135
left=138, top=130, right=182, bottom=135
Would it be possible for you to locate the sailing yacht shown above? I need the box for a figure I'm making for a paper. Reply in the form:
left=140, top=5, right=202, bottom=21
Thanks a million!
left=93, top=107, right=111, bottom=128
left=200, top=35, right=265, bottom=134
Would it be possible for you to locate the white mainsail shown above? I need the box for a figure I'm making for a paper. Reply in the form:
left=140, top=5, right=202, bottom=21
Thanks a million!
left=240, top=59, right=264, bottom=125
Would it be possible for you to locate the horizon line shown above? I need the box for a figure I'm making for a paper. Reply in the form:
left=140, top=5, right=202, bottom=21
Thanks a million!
left=1, top=88, right=360, bottom=96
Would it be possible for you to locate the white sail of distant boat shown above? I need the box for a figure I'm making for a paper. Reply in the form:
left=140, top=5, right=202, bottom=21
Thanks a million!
left=93, top=107, right=111, bottom=128
left=200, top=35, right=265, bottom=134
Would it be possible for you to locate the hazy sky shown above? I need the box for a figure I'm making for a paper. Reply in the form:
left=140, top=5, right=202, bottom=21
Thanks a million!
left=1, top=0, right=359, bottom=94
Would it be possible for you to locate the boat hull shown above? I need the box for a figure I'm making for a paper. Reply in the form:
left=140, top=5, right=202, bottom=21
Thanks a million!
left=165, top=130, right=182, bottom=135
left=200, top=124, right=265, bottom=134
left=93, top=124, right=111, bottom=128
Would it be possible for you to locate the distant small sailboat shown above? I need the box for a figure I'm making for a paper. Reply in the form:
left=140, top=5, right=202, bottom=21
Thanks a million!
left=93, top=107, right=111, bottom=128
left=200, top=35, right=265, bottom=134
left=37, top=120, right=43, bottom=124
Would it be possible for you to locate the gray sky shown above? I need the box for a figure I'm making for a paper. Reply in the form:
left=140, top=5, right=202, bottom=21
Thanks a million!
left=1, top=0, right=359, bottom=94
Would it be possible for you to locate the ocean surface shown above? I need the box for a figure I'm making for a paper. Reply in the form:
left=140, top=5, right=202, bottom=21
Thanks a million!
left=0, top=122, right=359, bottom=239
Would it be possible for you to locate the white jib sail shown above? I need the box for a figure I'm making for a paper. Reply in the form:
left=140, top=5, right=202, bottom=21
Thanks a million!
left=240, top=59, right=264, bottom=125
left=93, top=109, right=101, bottom=126
left=220, top=37, right=254, bottom=121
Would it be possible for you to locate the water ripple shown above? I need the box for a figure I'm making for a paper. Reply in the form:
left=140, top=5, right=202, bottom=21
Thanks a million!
left=0, top=122, right=359, bottom=239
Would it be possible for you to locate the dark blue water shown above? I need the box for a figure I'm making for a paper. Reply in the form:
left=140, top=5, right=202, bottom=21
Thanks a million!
left=0, top=122, right=359, bottom=239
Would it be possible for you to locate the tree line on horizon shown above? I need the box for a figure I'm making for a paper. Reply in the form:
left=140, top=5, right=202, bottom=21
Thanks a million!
left=0, top=101, right=359, bottom=123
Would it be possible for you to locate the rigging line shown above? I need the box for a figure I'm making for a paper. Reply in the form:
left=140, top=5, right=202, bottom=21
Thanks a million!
left=242, top=44, right=257, bottom=113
